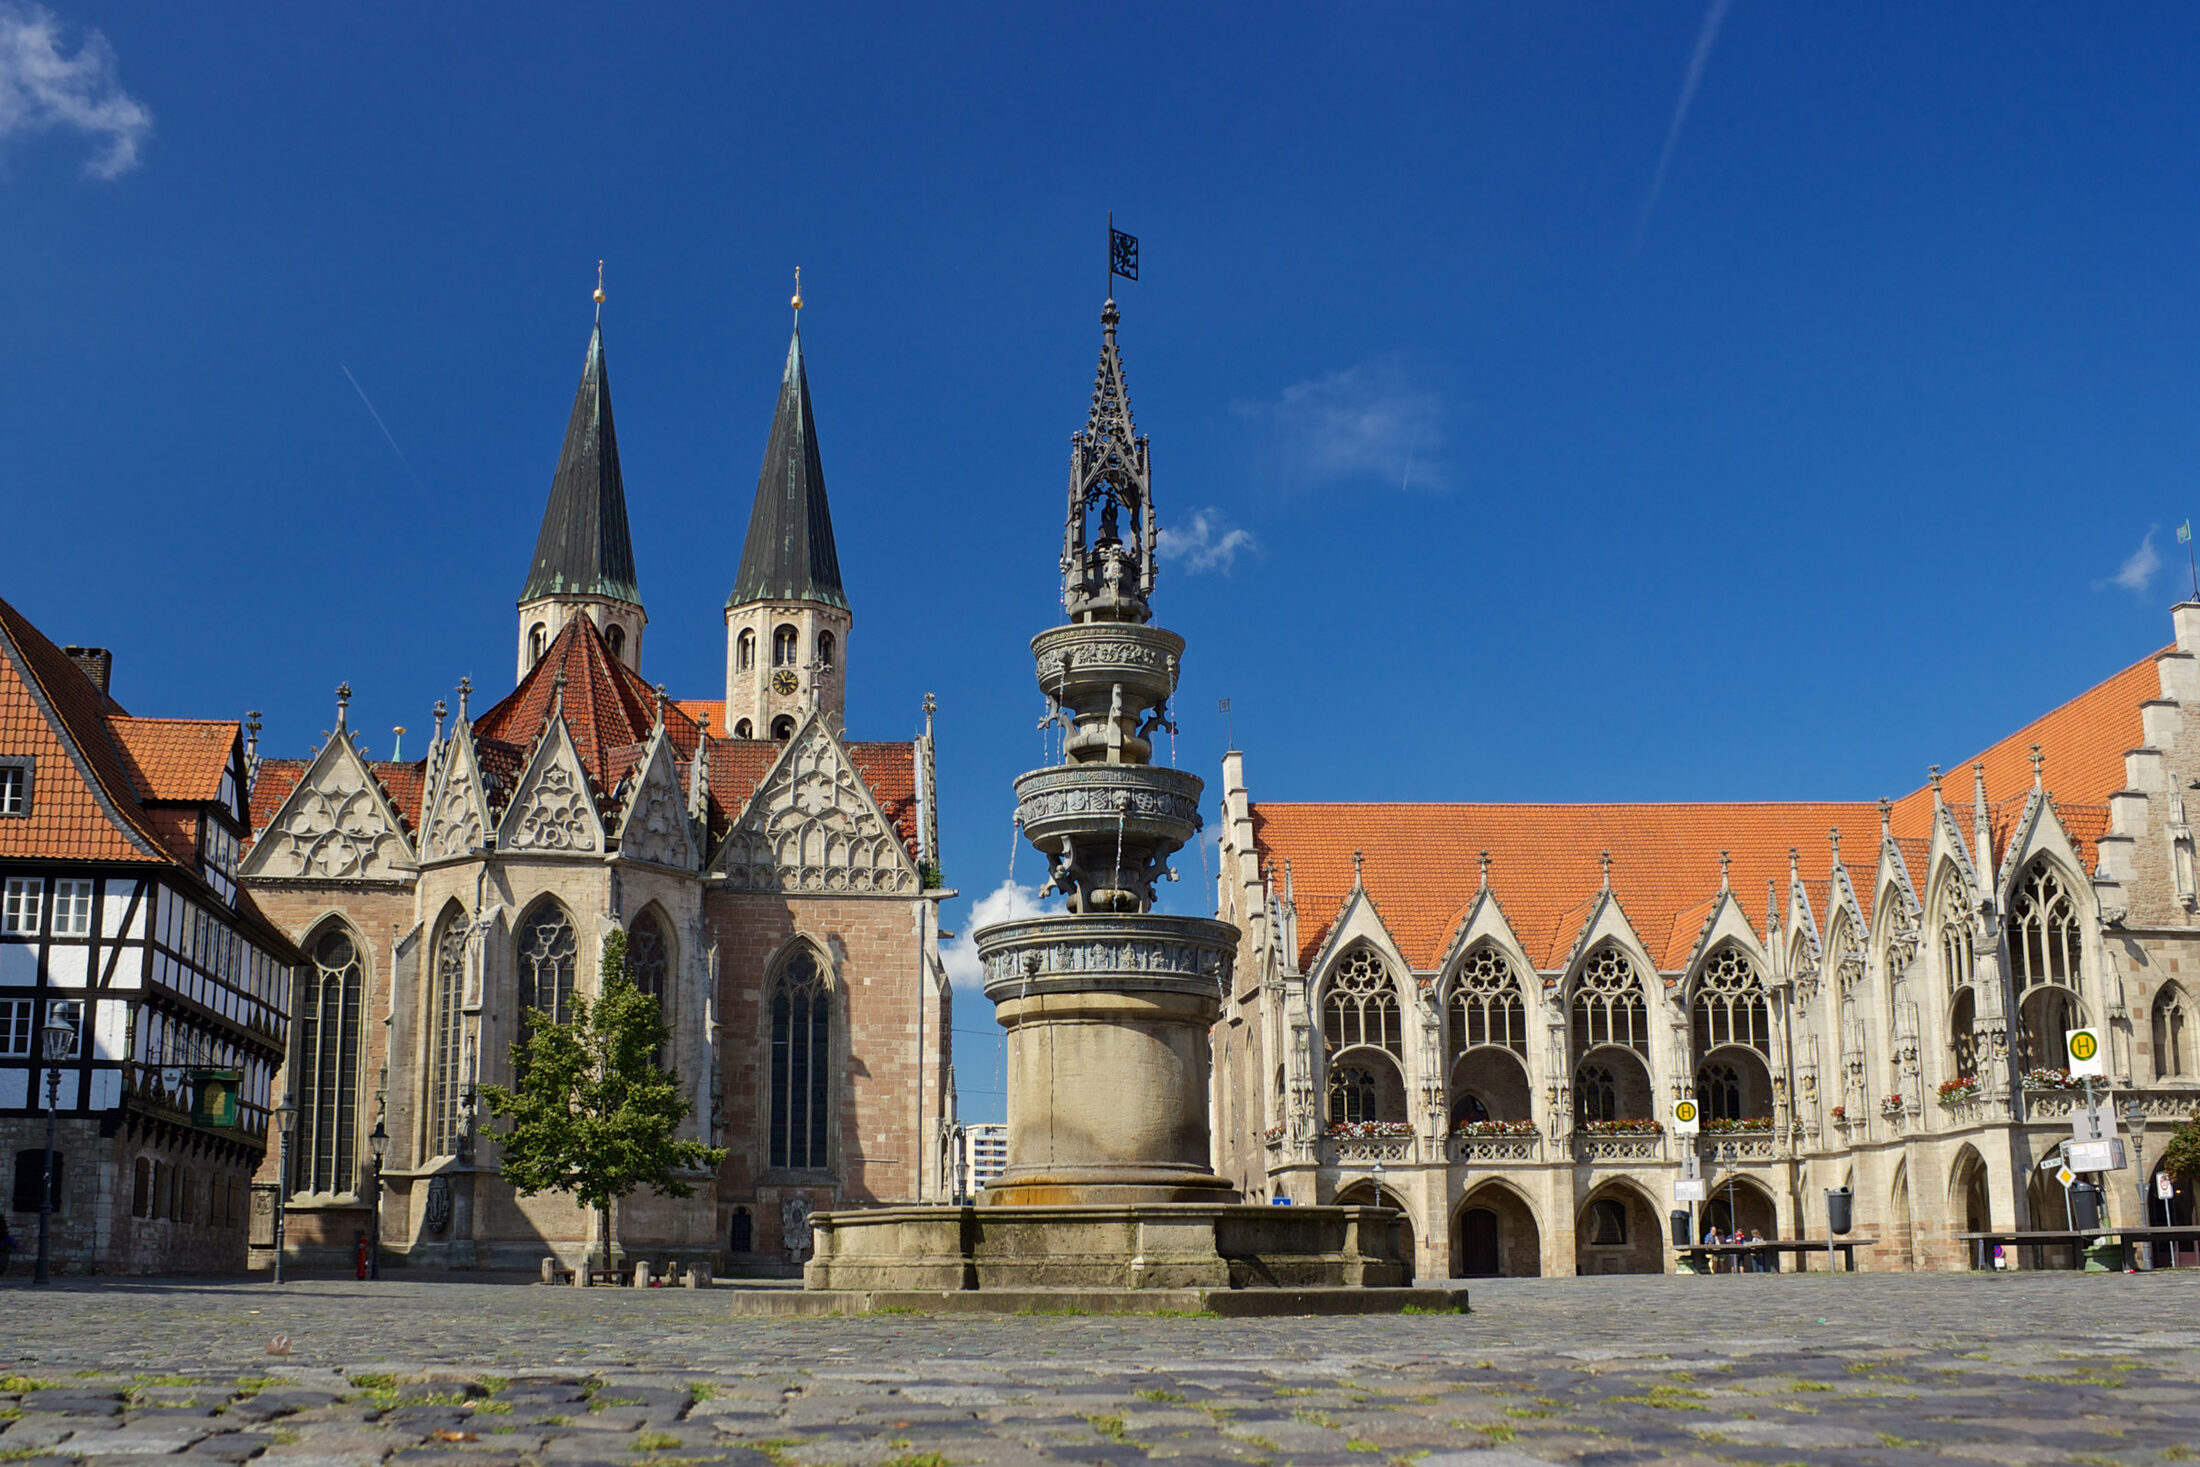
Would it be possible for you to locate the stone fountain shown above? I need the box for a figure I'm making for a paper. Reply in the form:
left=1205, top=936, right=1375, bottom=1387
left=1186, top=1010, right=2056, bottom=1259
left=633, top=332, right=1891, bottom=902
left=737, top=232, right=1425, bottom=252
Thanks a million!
left=783, top=297, right=1440, bottom=1313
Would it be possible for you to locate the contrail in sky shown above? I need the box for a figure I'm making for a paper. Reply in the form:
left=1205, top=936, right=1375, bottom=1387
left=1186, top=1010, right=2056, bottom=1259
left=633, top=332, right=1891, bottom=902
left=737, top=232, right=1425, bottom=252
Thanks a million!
left=341, top=363, right=430, bottom=498
left=1634, top=0, right=1736, bottom=252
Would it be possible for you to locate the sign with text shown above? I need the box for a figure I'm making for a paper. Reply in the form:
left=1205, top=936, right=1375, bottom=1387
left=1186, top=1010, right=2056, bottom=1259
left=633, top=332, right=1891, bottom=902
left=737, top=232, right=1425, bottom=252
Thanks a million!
left=2066, top=1027, right=2105, bottom=1078
left=2068, top=1138, right=2126, bottom=1173
left=1672, top=1098, right=1701, bottom=1137
left=1675, top=1178, right=1707, bottom=1203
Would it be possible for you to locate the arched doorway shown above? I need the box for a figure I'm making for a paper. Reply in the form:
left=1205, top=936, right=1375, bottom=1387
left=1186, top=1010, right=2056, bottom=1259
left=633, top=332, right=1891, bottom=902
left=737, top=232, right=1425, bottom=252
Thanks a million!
left=2025, top=1171, right=2077, bottom=1270
left=1950, top=1144, right=1992, bottom=1270
left=1337, top=1180, right=1416, bottom=1280
left=1575, top=1181, right=1662, bottom=1275
left=1453, top=1183, right=1541, bottom=1278
left=1888, top=1159, right=1915, bottom=1271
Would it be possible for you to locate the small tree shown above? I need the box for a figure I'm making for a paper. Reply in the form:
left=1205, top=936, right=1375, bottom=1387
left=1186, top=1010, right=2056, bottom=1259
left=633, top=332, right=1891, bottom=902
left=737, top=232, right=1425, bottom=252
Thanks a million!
left=482, top=929, right=724, bottom=1275
left=2163, top=1107, right=2200, bottom=1188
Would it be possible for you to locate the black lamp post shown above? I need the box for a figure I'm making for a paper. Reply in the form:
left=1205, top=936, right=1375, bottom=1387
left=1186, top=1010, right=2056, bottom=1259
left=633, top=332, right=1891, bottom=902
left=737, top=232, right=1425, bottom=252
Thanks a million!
left=272, top=1097, right=296, bottom=1285
left=2125, top=1099, right=2151, bottom=1273
left=33, top=1007, right=78, bottom=1286
left=367, top=1120, right=388, bottom=1281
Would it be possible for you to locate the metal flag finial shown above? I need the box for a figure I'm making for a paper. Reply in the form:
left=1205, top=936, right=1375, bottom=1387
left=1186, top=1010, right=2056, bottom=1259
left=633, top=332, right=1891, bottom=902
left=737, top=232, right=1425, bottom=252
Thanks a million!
left=791, top=266, right=803, bottom=315
left=594, top=259, right=605, bottom=307
left=1107, top=213, right=1138, bottom=301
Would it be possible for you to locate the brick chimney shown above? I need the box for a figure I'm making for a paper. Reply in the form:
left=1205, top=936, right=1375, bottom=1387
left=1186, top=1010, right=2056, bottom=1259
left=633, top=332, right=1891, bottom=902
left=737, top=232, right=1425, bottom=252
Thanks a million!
left=61, top=646, right=113, bottom=697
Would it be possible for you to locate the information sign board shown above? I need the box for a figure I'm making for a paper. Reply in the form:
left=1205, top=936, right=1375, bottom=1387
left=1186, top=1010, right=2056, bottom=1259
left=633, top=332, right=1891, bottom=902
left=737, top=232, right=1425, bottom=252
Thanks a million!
left=1675, top=1178, right=1707, bottom=1203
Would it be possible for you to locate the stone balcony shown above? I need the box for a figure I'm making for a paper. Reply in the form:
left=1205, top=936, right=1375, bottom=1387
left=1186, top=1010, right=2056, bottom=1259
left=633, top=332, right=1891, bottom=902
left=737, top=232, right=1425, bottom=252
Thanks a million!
left=1568, top=1129, right=1666, bottom=1163
left=1319, top=1132, right=1417, bottom=1166
left=1446, top=1130, right=1542, bottom=1164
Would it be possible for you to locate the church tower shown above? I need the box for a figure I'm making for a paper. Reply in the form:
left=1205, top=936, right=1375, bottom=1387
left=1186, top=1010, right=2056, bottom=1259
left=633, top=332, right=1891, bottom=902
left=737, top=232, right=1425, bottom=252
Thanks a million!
left=517, top=277, right=645, bottom=682
left=723, top=306, right=849, bottom=740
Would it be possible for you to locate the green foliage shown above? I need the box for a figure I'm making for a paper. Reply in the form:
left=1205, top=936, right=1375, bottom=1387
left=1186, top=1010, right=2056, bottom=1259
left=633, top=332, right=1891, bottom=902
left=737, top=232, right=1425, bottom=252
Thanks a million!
left=2161, top=1108, right=2200, bottom=1185
left=482, top=930, right=727, bottom=1232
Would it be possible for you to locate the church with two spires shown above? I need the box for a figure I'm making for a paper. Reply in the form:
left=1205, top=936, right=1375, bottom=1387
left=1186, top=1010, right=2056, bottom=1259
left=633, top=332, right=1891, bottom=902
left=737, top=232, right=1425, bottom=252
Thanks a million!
left=239, top=294, right=952, bottom=1272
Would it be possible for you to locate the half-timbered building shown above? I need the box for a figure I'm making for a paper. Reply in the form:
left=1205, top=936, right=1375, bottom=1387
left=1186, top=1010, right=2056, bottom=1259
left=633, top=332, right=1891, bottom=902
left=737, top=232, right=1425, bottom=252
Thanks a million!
left=0, top=598, right=301, bottom=1274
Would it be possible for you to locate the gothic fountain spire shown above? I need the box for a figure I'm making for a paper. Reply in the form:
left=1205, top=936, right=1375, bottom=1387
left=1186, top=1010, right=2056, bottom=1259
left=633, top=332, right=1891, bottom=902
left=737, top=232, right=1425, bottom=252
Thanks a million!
left=1060, top=298, right=1156, bottom=625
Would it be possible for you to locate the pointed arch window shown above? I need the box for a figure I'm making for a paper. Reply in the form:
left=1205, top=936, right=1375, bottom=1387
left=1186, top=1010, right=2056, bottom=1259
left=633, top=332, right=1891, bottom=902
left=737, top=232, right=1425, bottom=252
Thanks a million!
left=1938, top=880, right=1975, bottom=994
left=295, top=926, right=363, bottom=1195
left=1577, top=1064, right=1618, bottom=1122
left=1697, top=1061, right=1743, bottom=1121
left=2154, top=984, right=2192, bottom=1079
left=517, top=902, right=578, bottom=1036
left=769, top=947, right=832, bottom=1170
left=1327, top=1063, right=1379, bottom=1125
left=2009, top=859, right=2082, bottom=991
left=772, top=624, right=799, bottom=667
left=607, top=624, right=626, bottom=662
left=1950, top=987, right=1978, bottom=1080
left=1691, top=945, right=1770, bottom=1058
left=817, top=630, right=836, bottom=671
left=1571, top=945, right=1647, bottom=1056
left=528, top=624, right=546, bottom=667
left=428, top=912, right=467, bottom=1158
left=628, top=909, right=670, bottom=1067
left=737, top=629, right=756, bottom=672
left=1447, top=945, right=1527, bottom=1057
left=1322, top=948, right=1402, bottom=1058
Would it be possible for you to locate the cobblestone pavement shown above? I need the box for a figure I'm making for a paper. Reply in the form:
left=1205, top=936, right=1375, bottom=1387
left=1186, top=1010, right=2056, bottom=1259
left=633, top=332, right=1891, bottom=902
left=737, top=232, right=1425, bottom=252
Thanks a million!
left=0, top=1272, right=2195, bottom=1467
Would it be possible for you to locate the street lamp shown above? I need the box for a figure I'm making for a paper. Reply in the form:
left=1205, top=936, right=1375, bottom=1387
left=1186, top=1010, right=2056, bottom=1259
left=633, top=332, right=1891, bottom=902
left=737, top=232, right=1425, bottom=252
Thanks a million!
left=2125, top=1099, right=2151, bottom=1273
left=33, top=1007, right=78, bottom=1286
left=272, top=1097, right=296, bottom=1285
left=367, top=1120, right=388, bottom=1281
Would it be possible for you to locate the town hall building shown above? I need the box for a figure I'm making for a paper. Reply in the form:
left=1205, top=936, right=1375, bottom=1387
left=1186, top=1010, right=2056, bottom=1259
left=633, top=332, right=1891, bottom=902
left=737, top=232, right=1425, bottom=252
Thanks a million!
left=240, top=292, right=953, bottom=1272
left=1213, top=610, right=2200, bottom=1276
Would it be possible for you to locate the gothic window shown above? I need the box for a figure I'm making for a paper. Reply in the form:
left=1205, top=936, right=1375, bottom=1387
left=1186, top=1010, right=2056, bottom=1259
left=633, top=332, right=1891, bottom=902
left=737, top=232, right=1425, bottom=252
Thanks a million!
left=772, top=624, right=798, bottom=667
left=771, top=715, right=795, bottom=741
left=1938, top=879, right=1975, bottom=994
left=1577, top=1063, right=1618, bottom=1122
left=2010, top=859, right=2082, bottom=991
left=516, top=902, right=578, bottom=1031
left=1571, top=945, right=1647, bottom=1055
left=1322, top=948, right=1402, bottom=1058
left=428, top=912, right=467, bottom=1158
left=734, top=719, right=754, bottom=739
left=1697, top=1062, right=1743, bottom=1121
left=607, top=624, right=626, bottom=662
left=528, top=624, right=546, bottom=667
left=1589, top=1197, right=1628, bottom=1245
left=769, top=947, right=832, bottom=1171
left=1327, top=1063, right=1379, bottom=1125
left=817, top=631, right=836, bottom=671
left=737, top=629, right=756, bottom=672
left=2151, top=984, right=2192, bottom=1078
left=296, top=926, right=363, bottom=1195
left=1949, top=987, right=1978, bottom=1080
left=1691, top=945, right=1770, bottom=1057
left=628, top=909, right=670, bottom=1067
left=1447, top=945, right=1527, bottom=1057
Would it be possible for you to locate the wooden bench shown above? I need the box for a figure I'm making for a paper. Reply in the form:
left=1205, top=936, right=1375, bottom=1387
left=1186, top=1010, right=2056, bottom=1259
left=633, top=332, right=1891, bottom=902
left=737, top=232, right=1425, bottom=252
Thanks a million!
left=1959, top=1226, right=2200, bottom=1271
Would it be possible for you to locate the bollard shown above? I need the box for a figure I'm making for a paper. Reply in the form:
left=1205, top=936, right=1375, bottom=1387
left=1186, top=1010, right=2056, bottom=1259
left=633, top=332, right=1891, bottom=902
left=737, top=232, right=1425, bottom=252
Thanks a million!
left=540, top=1257, right=557, bottom=1286
left=633, top=1260, right=651, bottom=1288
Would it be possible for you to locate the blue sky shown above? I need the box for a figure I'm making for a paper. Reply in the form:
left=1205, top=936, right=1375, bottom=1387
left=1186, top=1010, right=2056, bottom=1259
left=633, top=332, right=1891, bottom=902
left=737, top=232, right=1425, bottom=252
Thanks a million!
left=7, top=4, right=2200, bottom=1123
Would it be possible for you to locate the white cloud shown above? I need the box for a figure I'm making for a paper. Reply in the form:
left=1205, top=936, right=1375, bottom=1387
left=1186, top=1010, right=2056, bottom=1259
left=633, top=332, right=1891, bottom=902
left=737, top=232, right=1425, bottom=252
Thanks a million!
left=1156, top=508, right=1255, bottom=574
left=0, top=3, right=152, bottom=180
left=1237, top=356, right=1449, bottom=493
left=2096, top=526, right=2161, bottom=595
left=940, top=880, right=1059, bottom=992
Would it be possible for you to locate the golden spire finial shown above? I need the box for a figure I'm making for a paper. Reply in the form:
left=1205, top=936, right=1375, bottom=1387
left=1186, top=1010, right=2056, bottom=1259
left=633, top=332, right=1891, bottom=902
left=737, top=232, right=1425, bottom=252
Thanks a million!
left=791, top=266, right=803, bottom=314
left=594, top=260, right=605, bottom=305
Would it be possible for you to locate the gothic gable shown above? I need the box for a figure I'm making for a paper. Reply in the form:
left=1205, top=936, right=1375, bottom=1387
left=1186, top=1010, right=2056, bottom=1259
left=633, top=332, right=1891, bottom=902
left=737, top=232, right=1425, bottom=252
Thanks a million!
left=241, top=724, right=414, bottom=882
left=615, top=729, right=697, bottom=871
left=419, top=723, right=493, bottom=864
left=498, top=716, right=605, bottom=856
left=710, top=713, right=918, bottom=894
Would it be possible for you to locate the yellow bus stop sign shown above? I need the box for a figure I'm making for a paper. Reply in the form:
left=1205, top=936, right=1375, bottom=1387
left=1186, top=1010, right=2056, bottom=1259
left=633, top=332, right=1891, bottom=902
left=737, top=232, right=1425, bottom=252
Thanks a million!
left=2067, top=1027, right=2104, bottom=1077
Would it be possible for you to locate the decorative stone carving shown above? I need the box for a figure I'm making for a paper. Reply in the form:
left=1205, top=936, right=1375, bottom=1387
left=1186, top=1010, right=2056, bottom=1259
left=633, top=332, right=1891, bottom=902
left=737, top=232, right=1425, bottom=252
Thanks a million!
left=713, top=714, right=918, bottom=894
left=614, top=732, right=697, bottom=870
left=242, top=730, right=414, bottom=880
left=498, top=718, right=603, bottom=855
left=782, top=1196, right=814, bottom=1261
left=418, top=726, right=490, bottom=863
left=976, top=913, right=1237, bottom=996
left=424, top=1175, right=453, bottom=1234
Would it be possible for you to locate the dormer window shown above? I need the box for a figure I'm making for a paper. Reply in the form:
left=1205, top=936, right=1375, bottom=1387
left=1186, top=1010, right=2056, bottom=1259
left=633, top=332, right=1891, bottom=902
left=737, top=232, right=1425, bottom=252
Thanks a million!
left=0, top=759, right=29, bottom=816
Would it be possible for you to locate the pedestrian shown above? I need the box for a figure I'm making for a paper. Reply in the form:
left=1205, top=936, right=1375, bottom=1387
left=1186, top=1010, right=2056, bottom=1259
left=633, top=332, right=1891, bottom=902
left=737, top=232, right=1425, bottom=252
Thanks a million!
left=1748, top=1227, right=1769, bottom=1272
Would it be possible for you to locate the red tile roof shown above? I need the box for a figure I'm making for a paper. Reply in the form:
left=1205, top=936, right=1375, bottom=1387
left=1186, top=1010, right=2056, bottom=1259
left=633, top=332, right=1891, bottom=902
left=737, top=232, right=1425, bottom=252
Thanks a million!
left=110, top=718, right=236, bottom=804
left=1257, top=649, right=2165, bottom=973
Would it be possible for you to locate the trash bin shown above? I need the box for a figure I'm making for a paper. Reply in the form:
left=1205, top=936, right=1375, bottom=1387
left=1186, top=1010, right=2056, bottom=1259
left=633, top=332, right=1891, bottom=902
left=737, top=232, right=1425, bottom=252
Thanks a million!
left=1825, top=1187, right=1853, bottom=1236
left=2069, top=1181, right=2103, bottom=1231
left=1670, top=1209, right=1691, bottom=1247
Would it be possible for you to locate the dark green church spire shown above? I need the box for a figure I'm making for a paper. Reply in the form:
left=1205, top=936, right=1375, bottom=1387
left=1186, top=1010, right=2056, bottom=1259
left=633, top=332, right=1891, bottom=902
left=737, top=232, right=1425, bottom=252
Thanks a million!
left=521, top=289, right=640, bottom=608
left=728, top=318, right=847, bottom=611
